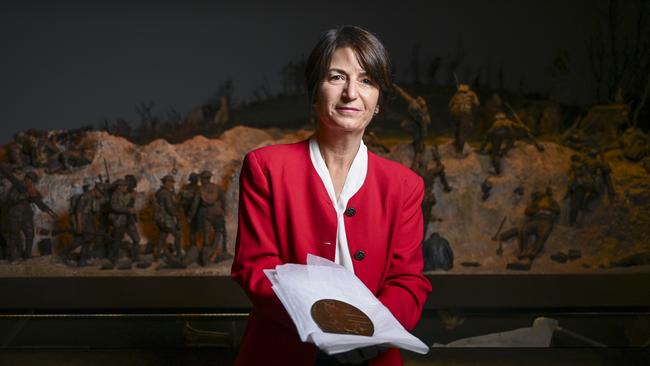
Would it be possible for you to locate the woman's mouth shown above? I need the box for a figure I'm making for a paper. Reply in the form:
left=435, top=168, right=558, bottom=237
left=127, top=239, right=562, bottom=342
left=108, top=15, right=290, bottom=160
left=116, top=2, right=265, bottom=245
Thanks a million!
left=336, top=107, right=361, bottom=112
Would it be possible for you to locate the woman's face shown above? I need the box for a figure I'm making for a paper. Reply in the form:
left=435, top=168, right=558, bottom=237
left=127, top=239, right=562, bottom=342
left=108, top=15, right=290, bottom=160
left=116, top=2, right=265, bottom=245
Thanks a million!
left=315, top=47, right=380, bottom=134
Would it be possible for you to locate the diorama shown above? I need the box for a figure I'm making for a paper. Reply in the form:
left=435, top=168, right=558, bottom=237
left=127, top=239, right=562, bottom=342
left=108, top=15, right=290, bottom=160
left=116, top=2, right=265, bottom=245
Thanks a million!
left=1, top=1, right=649, bottom=363
left=1, top=68, right=649, bottom=278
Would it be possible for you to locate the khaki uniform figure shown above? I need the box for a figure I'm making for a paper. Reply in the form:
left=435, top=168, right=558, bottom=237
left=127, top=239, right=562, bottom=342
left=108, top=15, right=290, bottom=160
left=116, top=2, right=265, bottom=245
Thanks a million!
left=448, top=84, right=480, bottom=155
left=393, top=84, right=432, bottom=170
left=517, top=189, right=560, bottom=261
left=154, top=175, right=182, bottom=259
left=1, top=172, right=41, bottom=262
left=478, top=113, right=521, bottom=175
left=567, top=150, right=615, bottom=226
left=94, top=180, right=113, bottom=259
left=15, top=131, right=38, bottom=166
left=499, top=188, right=560, bottom=262
left=190, top=170, right=230, bottom=263
left=179, top=173, right=200, bottom=248
left=59, top=184, right=103, bottom=266
left=108, top=179, right=140, bottom=263
left=479, top=112, right=544, bottom=175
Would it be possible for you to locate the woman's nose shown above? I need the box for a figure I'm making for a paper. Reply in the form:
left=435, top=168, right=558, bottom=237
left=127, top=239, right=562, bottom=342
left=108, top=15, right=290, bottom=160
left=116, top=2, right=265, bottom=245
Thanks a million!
left=342, top=80, right=358, bottom=100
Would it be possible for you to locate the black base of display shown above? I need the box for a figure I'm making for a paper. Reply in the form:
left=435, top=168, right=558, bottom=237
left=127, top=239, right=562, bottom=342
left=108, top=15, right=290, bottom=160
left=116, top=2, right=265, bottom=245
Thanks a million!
left=1, top=273, right=649, bottom=311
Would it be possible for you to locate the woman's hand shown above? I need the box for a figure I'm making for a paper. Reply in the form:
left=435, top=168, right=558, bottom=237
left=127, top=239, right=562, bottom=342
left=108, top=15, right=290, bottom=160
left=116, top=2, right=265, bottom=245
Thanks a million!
left=333, top=345, right=388, bottom=364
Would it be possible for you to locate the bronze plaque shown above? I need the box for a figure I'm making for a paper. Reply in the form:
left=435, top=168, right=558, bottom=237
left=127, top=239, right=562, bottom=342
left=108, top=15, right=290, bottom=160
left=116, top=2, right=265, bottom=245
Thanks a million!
left=311, top=299, right=374, bottom=336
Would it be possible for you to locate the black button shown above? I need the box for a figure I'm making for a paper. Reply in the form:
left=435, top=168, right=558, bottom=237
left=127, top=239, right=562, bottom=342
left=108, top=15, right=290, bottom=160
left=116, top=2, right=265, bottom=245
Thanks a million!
left=354, top=250, right=365, bottom=261
left=345, top=207, right=356, bottom=217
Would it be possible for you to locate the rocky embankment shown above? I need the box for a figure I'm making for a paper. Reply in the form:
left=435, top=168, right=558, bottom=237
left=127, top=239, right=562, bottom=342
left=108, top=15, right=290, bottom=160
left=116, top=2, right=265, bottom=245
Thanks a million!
left=1, top=126, right=649, bottom=275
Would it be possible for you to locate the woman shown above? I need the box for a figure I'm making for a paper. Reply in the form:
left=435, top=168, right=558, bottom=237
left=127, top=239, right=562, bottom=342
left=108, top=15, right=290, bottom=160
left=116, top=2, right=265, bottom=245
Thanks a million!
left=231, top=26, right=432, bottom=366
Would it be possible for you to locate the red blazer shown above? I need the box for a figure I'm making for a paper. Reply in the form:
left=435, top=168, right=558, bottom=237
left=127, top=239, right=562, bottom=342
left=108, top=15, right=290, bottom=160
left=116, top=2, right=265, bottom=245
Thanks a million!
left=231, top=140, right=432, bottom=366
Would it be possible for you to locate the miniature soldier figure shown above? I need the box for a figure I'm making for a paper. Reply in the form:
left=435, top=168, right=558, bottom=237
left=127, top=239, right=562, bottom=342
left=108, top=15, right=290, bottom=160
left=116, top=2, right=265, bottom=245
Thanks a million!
left=477, top=113, right=521, bottom=175
left=481, top=93, right=504, bottom=132
left=478, top=112, right=544, bottom=175
left=189, top=170, right=230, bottom=263
left=498, top=188, right=560, bottom=263
left=619, top=127, right=648, bottom=161
left=415, top=145, right=452, bottom=236
left=566, top=150, right=615, bottom=226
left=584, top=149, right=615, bottom=196
left=566, top=154, right=598, bottom=226
left=108, top=179, right=140, bottom=265
left=44, top=134, right=72, bottom=173
left=517, top=188, right=560, bottom=261
left=32, top=134, right=58, bottom=169
left=393, top=83, right=432, bottom=170
left=1, top=172, right=43, bottom=262
left=448, top=83, right=480, bottom=155
left=179, top=173, right=200, bottom=248
left=154, top=175, right=182, bottom=259
left=14, top=131, right=39, bottom=167
left=6, top=141, right=29, bottom=169
left=94, top=177, right=114, bottom=259
left=59, top=183, right=103, bottom=266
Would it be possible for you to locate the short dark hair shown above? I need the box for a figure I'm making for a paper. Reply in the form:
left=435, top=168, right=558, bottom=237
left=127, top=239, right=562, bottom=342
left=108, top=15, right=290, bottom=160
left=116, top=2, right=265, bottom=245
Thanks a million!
left=305, top=26, right=392, bottom=105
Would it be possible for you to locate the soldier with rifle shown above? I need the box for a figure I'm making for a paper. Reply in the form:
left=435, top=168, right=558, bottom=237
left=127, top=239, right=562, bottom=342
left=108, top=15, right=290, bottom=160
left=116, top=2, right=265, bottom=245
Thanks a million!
left=93, top=160, right=114, bottom=259
left=179, top=172, right=200, bottom=248
left=477, top=108, right=545, bottom=175
left=107, top=178, right=140, bottom=266
left=566, top=150, right=615, bottom=226
left=504, top=102, right=545, bottom=152
left=0, top=168, right=55, bottom=262
left=393, top=83, right=431, bottom=170
left=153, top=175, right=182, bottom=260
left=58, top=182, right=105, bottom=266
left=448, top=83, right=480, bottom=156
left=189, top=170, right=230, bottom=264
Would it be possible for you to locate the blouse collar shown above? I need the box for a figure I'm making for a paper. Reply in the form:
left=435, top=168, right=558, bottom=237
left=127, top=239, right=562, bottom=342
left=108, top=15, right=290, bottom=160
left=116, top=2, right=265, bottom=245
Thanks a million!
left=309, top=137, right=368, bottom=210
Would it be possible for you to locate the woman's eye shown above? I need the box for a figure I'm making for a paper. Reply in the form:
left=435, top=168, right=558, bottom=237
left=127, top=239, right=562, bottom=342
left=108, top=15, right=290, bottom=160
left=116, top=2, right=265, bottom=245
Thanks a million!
left=330, top=74, right=345, bottom=82
left=361, top=78, right=374, bottom=85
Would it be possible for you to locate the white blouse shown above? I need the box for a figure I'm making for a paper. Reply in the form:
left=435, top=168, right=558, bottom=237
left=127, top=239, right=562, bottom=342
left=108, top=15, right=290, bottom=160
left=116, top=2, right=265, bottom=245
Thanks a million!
left=309, top=137, right=368, bottom=273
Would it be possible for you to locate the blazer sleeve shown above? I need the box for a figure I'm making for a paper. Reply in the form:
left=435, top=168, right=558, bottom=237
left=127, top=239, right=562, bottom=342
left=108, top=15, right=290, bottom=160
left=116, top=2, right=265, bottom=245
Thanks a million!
left=231, top=151, right=285, bottom=315
left=376, top=175, right=432, bottom=331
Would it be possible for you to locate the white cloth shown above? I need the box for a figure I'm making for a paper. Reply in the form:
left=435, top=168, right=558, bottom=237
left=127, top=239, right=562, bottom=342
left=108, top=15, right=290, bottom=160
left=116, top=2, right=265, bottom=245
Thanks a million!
left=432, top=317, right=558, bottom=348
left=309, top=137, right=367, bottom=273
left=264, top=254, right=430, bottom=355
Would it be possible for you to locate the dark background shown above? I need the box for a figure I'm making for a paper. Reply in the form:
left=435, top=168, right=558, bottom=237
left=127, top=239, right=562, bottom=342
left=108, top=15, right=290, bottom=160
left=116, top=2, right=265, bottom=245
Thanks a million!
left=1, top=0, right=647, bottom=144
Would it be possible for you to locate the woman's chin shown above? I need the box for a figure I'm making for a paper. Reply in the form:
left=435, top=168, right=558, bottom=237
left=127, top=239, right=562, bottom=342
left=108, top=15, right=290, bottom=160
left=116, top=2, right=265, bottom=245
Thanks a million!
left=320, top=119, right=370, bottom=134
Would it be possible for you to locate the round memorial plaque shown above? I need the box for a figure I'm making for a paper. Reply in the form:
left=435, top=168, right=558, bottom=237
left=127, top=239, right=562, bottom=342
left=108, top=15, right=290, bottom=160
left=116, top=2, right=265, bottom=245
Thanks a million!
left=310, top=299, right=374, bottom=337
